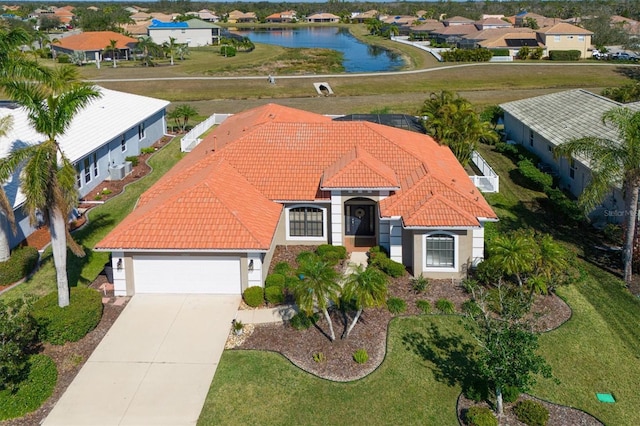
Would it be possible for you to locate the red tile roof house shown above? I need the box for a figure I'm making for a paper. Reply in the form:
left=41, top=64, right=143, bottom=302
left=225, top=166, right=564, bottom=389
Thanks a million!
left=51, top=31, right=138, bottom=64
left=96, top=104, right=497, bottom=296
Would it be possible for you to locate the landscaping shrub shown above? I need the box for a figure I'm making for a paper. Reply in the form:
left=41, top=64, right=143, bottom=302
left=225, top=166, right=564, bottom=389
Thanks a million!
left=416, top=299, right=431, bottom=314
left=491, top=48, right=509, bottom=57
left=465, top=406, right=497, bottom=426
left=284, top=275, right=300, bottom=289
left=295, top=251, right=317, bottom=265
left=411, top=275, right=430, bottom=293
left=242, top=286, right=264, bottom=308
left=0, top=246, right=39, bottom=286
left=313, top=352, right=326, bottom=363
left=513, top=400, right=549, bottom=426
left=548, top=50, right=581, bottom=61
left=0, top=298, right=38, bottom=390
left=435, top=298, right=455, bottom=314
left=265, top=273, right=285, bottom=289
left=543, top=187, right=584, bottom=223
left=272, top=261, right=292, bottom=276
left=442, top=48, right=492, bottom=62
left=0, top=354, right=57, bottom=421
left=473, top=260, right=502, bottom=285
left=31, top=287, right=102, bottom=345
left=125, top=155, right=139, bottom=167
left=383, top=259, right=406, bottom=277
left=386, top=297, right=406, bottom=314
left=316, top=244, right=347, bottom=263
left=461, top=278, right=479, bottom=294
left=502, top=385, right=521, bottom=403
left=220, top=45, right=237, bottom=57
left=353, top=348, right=369, bottom=364
left=517, top=159, right=553, bottom=191
left=57, top=54, right=70, bottom=63
left=289, top=311, right=318, bottom=330
left=140, top=147, right=155, bottom=154
left=265, top=285, right=284, bottom=305
left=494, top=142, right=540, bottom=164
left=464, top=380, right=490, bottom=402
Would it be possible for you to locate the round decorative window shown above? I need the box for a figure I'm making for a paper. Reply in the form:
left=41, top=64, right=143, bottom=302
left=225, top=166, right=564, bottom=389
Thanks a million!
left=355, top=208, right=366, bottom=219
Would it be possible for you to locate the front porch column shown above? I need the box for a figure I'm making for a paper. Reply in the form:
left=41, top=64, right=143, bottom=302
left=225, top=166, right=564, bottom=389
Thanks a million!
left=111, top=251, right=127, bottom=296
left=471, top=224, right=485, bottom=266
left=389, top=218, right=403, bottom=262
left=247, top=253, right=263, bottom=289
left=330, top=191, right=343, bottom=246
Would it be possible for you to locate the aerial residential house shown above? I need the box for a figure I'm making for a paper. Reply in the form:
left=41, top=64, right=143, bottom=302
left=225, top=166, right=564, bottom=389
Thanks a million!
left=514, top=12, right=558, bottom=28
left=226, top=10, right=258, bottom=23
left=265, top=10, right=297, bottom=23
left=51, top=31, right=138, bottom=63
left=186, top=9, right=220, bottom=22
left=501, top=90, right=640, bottom=222
left=148, top=19, right=221, bottom=47
left=306, top=13, right=340, bottom=23
left=474, top=17, right=512, bottom=30
left=351, top=10, right=378, bottom=24
left=536, top=22, right=593, bottom=58
left=431, top=23, right=478, bottom=45
left=95, top=104, right=497, bottom=296
left=130, top=11, right=151, bottom=22
left=0, top=88, right=169, bottom=249
left=409, top=19, right=445, bottom=38
left=442, top=16, right=475, bottom=26
left=462, top=27, right=539, bottom=53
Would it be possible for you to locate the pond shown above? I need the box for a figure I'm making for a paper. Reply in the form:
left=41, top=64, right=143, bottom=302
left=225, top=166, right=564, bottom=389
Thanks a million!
left=232, top=27, right=405, bottom=73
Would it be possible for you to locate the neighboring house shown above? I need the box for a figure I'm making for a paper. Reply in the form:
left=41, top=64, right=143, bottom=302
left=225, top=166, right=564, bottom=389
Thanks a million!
left=186, top=9, right=220, bottom=22
left=0, top=88, right=169, bottom=249
left=474, top=17, right=512, bottom=30
left=51, top=31, right=138, bottom=63
left=148, top=18, right=221, bottom=47
left=514, top=12, right=558, bottom=28
left=442, top=16, right=475, bottom=26
left=351, top=10, right=378, bottom=24
left=226, top=10, right=257, bottom=23
left=464, top=27, right=540, bottom=53
left=536, top=22, right=593, bottom=58
left=501, top=89, right=640, bottom=223
left=409, top=19, right=445, bottom=37
left=265, top=10, right=297, bottom=23
left=431, top=23, right=478, bottom=44
left=306, top=13, right=340, bottom=23
left=95, top=104, right=497, bottom=296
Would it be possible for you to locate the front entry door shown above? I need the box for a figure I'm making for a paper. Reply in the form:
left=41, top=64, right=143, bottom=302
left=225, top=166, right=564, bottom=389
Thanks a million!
left=345, top=202, right=375, bottom=236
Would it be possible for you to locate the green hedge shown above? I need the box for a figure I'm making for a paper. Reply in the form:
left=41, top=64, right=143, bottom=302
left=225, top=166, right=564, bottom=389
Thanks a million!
left=243, top=286, right=264, bottom=307
left=265, top=285, right=284, bottom=305
left=465, top=406, right=497, bottom=426
left=220, top=45, right=236, bottom=57
left=0, top=247, right=39, bottom=286
left=31, top=286, right=103, bottom=345
left=368, top=246, right=406, bottom=277
left=442, top=48, right=493, bottom=62
left=0, top=354, right=57, bottom=421
left=548, top=50, right=581, bottom=61
left=513, top=400, right=549, bottom=426
left=316, top=244, right=347, bottom=264
left=289, top=311, right=318, bottom=330
left=517, top=159, right=553, bottom=191
left=491, top=48, right=510, bottom=57
left=265, top=273, right=285, bottom=289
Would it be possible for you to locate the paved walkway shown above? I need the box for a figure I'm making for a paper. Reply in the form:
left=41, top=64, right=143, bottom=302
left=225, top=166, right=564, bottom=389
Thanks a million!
left=43, top=294, right=240, bottom=426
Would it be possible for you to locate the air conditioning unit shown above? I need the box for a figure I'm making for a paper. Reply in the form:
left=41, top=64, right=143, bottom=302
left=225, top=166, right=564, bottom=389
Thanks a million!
left=108, top=164, right=125, bottom=181
left=124, top=160, right=133, bottom=175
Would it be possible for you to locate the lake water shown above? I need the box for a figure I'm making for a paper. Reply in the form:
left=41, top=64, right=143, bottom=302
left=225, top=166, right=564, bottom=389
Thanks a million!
left=233, top=27, right=405, bottom=73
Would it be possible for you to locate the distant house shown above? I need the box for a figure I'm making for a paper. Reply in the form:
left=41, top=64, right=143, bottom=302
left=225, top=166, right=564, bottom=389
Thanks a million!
left=514, top=12, right=558, bottom=28
left=535, top=23, right=593, bottom=58
left=265, top=10, right=297, bottom=23
left=148, top=19, right=221, bottom=47
left=306, top=13, right=340, bottom=23
left=442, top=16, right=475, bottom=26
left=95, top=103, right=497, bottom=296
left=227, top=10, right=257, bottom=23
left=351, top=10, right=378, bottom=24
left=51, top=31, right=138, bottom=63
left=0, top=88, right=169, bottom=249
left=474, top=17, right=512, bottom=30
left=475, top=29, right=543, bottom=56
left=501, top=90, right=640, bottom=223
left=186, top=9, right=220, bottom=22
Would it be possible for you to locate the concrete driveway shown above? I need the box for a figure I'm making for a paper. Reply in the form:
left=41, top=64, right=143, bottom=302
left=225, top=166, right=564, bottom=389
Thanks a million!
left=43, top=294, right=240, bottom=426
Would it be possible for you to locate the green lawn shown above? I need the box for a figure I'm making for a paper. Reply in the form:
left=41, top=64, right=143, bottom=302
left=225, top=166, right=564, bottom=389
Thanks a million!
left=1, top=137, right=184, bottom=302
left=200, top=143, right=640, bottom=425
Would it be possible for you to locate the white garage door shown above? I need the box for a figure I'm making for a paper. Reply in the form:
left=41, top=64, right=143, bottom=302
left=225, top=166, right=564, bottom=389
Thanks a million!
left=133, top=255, right=241, bottom=294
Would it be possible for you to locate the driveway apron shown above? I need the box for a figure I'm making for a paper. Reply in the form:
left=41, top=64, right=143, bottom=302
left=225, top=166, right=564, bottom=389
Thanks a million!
left=43, top=294, right=240, bottom=426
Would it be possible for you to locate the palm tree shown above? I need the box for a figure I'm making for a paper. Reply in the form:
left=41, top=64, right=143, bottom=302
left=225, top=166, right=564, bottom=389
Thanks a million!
left=0, top=115, right=17, bottom=262
left=175, top=43, right=190, bottom=61
left=104, top=39, right=119, bottom=68
left=0, top=27, right=47, bottom=82
left=420, top=90, right=498, bottom=166
left=555, top=107, right=640, bottom=285
left=486, top=232, right=537, bottom=286
left=163, top=37, right=177, bottom=65
left=174, top=104, right=198, bottom=132
left=294, top=254, right=341, bottom=341
left=341, top=265, right=388, bottom=338
left=0, top=66, right=101, bottom=307
left=136, top=37, right=162, bottom=67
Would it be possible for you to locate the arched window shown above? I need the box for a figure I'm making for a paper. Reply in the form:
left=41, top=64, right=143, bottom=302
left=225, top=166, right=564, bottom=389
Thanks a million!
left=288, top=206, right=324, bottom=237
left=425, top=234, right=455, bottom=268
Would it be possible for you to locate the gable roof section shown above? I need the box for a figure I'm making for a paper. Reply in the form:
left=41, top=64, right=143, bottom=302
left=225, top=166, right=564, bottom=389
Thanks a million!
left=537, top=22, right=593, bottom=35
left=321, top=146, right=400, bottom=190
left=97, top=157, right=282, bottom=250
left=53, top=31, right=138, bottom=51
left=500, top=89, right=640, bottom=149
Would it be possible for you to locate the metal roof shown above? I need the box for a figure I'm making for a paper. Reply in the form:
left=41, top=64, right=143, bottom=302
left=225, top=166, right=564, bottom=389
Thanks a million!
left=0, top=87, right=169, bottom=208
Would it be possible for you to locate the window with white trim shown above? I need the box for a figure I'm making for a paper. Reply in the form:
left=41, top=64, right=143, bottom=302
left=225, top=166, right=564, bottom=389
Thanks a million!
left=569, top=158, right=576, bottom=179
left=425, top=234, right=455, bottom=268
left=529, top=129, right=534, bottom=147
left=138, top=122, right=145, bottom=140
left=92, top=152, right=98, bottom=177
left=76, top=164, right=81, bottom=188
left=83, top=158, right=91, bottom=183
left=554, top=35, right=561, bottom=42
left=289, top=206, right=323, bottom=237
left=121, top=135, right=126, bottom=152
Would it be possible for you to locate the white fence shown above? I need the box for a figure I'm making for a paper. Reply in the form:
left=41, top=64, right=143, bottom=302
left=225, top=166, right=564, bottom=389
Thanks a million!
left=470, top=151, right=499, bottom=193
left=180, top=113, right=233, bottom=152
left=391, top=36, right=444, bottom=62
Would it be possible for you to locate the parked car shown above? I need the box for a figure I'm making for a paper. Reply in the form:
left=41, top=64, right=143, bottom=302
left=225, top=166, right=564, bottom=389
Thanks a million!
left=592, top=49, right=609, bottom=60
left=611, top=52, right=638, bottom=61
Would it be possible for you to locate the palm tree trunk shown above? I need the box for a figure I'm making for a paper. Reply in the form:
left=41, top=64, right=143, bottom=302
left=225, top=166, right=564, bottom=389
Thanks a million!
left=623, top=183, right=639, bottom=285
left=49, top=208, right=70, bottom=308
left=344, top=309, right=362, bottom=339
left=323, top=308, right=335, bottom=341
left=496, top=385, right=503, bottom=415
left=0, top=214, right=10, bottom=262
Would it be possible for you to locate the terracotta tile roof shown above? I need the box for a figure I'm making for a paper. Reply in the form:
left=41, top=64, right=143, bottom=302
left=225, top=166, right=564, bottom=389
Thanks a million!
left=321, top=146, right=400, bottom=190
left=537, top=22, right=593, bottom=35
left=96, top=157, right=282, bottom=250
left=96, top=104, right=496, bottom=251
left=53, top=31, right=138, bottom=51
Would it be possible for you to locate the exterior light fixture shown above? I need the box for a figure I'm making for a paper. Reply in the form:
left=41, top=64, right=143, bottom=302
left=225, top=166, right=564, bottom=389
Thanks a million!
left=116, top=258, right=123, bottom=271
left=248, top=259, right=254, bottom=271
